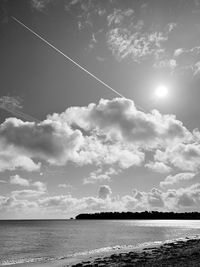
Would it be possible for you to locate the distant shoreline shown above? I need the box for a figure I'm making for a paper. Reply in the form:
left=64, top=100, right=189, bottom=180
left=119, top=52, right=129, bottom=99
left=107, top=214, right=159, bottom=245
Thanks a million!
left=75, top=211, right=200, bottom=220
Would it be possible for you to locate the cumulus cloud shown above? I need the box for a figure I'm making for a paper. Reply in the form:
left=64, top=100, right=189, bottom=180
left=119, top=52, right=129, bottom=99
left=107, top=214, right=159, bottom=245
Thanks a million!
left=32, top=181, right=47, bottom=191
left=155, top=143, right=200, bottom=172
left=11, top=189, right=46, bottom=200
left=0, top=152, right=40, bottom=172
left=1, top=183, right=200, bottom=216
left=8, top=179, right=47, bottom=203
left=145, top=161, right=172, bottom=173
left=177, top=193, right=196, bottom=207
left=131, top=184, right=200, bottom=211
left=0, top=117, right=84, bottom=167
left=175, top=183, right=200, bottom=208
left=52, top=98, right=191, bottom=146
left=98, top=185, right=112, bottom=199
left=160, top=172, right=196, bottom=188
left=0, top=97, right=196, bottom=179
left=84, top=167, right=118, bottom=184
left=9, top=175, right=47, bottom=198
left=10, top=175, right=30, bottom=187
left=147, top=188, right=165, bottom=207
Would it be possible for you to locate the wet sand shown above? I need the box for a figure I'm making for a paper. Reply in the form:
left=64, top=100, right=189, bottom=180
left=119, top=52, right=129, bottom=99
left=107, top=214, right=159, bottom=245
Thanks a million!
left=70, top=237, right=200, bottom=267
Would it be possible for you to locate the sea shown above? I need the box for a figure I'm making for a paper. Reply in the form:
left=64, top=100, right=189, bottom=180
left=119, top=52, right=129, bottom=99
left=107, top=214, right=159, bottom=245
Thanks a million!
left=0, top=219, right=200, bottom=266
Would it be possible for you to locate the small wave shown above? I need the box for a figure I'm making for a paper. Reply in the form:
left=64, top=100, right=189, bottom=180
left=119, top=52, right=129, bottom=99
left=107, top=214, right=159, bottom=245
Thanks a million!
left=0, top=256, right=55, bottom=266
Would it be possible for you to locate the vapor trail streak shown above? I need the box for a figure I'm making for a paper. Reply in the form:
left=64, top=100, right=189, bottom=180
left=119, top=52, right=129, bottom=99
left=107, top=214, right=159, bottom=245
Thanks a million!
left=0, top=105, right=40, bottom=122
left=12, top=16, right=125, bottom=99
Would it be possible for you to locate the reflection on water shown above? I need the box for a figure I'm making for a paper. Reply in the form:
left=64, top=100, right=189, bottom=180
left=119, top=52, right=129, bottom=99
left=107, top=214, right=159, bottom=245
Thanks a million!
left=120, top=219, right=200, bottom=228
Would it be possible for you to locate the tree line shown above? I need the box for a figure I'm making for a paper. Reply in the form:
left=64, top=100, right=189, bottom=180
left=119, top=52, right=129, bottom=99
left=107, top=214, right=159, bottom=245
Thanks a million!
left=75, top=211, right=200, bottom=220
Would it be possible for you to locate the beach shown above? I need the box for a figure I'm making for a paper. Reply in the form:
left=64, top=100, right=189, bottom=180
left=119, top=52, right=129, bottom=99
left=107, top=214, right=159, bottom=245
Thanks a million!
left=1, top=220, right=200, bottom=267
left=70, top=237, right=200, bottom=267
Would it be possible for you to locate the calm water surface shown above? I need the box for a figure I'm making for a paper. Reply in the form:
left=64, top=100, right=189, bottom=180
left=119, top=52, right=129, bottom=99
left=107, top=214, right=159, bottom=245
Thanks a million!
left=0, top=220, right=200, bottom=266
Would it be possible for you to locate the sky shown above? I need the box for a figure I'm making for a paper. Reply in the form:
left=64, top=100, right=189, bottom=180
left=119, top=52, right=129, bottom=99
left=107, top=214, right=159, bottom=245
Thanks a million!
left=1, top=0, right=200, bottom=219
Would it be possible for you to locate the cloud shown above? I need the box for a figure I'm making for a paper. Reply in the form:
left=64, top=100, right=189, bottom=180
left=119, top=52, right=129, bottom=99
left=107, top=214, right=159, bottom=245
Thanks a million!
left=11, top=189, right=46, bottom=200
left=64, top=0, right=106, bottom=30
left=153, top=59, right=177, bottom=70
left=30, top=0, right=53, bottom=12
left=169, top=46, right=200, bottom=76
left=107, top=26, right=168, bottom=62
left=145, top=161, right=172, bottom=173
left=9, top=174, right=47, bottom=195
left=106, top=20, right=176, bottom=63
left=0, top=117, right=84, bottom=167
left=10, top=175, right=30, bottom=187
left=9, top=179, right=47, bottom=201
left=177, top=193, right=196, bottom=207
left=32, top=181, right=47, bottom=191
left=160, top=172, right=196, bottom=188
left=55, top=98, right=190, bottom=146
left=62, top=2, right=176, bottom=64
left=58, top=183, right=74, bottom=192
left=154, top=143, right=200, bottom=172
left=0, top=96, right=22, bottom=110
left=175, top=183, right=200, bottom=208
left=0, top=153, right=40, bottom=172
left=0, top=96, right=39, bottom=122
left=58, top=183, right=69, bottom=188
left=84, top=167, right=118, bottom=184
left=131, top=184, right=200, bottom=211
left=107, top=8, right=134, bottom=27
left=1, top=183, right=200, bottom=216
left=0, top=97, right=195, bottom=178
left=147, top=188, right=165, bottom=207
left=0, top=179, right=7, bottom=184
left=98, top=185, right=112, bottom=199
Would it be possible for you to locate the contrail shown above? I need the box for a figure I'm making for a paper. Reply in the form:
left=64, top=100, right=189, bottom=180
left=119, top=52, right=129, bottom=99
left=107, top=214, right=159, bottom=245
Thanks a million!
left=12, top=16, right=125, bottom=99
left=0, top=104, right=40, bottom=122
left=0, top=96, right=40, bottom=122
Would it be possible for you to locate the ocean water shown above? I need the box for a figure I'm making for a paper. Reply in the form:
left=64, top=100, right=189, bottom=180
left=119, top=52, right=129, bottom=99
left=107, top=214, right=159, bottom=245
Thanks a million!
left=0, top=219, right=200, bottom=266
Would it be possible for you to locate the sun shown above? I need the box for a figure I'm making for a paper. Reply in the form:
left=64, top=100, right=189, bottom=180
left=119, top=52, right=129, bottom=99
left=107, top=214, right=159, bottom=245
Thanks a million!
left=155, top=85, right=168, bottom=99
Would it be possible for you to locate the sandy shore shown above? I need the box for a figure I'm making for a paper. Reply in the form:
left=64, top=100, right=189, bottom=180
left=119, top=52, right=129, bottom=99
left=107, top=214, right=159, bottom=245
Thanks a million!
left=4, top=236, right=200, bottom=267
left=70, top=237, right=200, bottom=267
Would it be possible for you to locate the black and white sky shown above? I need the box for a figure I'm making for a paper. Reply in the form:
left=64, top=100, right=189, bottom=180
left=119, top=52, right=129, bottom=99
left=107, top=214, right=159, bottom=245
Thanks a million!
left=1, top=0, right=200, bottom=218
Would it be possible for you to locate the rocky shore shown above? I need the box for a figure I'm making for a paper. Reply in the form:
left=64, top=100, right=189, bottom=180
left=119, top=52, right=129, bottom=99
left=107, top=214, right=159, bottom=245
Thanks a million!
left=70, top=237, right=200, bottom=267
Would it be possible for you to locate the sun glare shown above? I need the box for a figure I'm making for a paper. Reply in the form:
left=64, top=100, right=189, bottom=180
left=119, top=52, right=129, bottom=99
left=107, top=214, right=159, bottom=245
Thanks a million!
left=155, top=85, right=168, bottom=99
